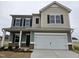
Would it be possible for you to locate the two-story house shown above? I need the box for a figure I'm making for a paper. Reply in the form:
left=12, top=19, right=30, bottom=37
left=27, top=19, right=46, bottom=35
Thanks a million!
left=1, top=1, right=72, bottom=50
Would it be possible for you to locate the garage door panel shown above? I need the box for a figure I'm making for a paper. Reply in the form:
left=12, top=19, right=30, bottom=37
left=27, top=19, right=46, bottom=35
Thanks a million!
left=35, top=37, right=51, bottom=49
left=34, top=33, right=68, bottom=49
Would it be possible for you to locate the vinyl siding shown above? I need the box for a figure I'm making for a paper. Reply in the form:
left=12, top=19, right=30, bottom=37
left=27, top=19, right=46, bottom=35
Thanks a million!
left=30, top=32, right=34, bottom=42
left=41, top=4, right=70, bottom=28
left=32, top=15, right=41, bottom=28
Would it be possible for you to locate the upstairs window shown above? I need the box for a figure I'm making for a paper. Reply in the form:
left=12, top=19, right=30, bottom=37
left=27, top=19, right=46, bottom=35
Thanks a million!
left=24, top=18, right=31, bottom=27
left=47, top=15, right=64, bottom=24
left=15, top=18, right=21, bottom=26
left=50, top=15, right=55, bottom=23
left=56, top=15, right=61, bottom=23
left=36, top=18, right=39, bottom=24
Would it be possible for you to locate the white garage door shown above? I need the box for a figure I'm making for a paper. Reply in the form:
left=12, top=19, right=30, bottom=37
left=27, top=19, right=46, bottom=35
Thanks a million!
left=34, top=33, right=68, bottom=49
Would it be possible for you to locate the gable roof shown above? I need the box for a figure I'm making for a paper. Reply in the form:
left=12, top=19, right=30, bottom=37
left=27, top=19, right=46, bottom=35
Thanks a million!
left=39, top=1, right=71, bottom=13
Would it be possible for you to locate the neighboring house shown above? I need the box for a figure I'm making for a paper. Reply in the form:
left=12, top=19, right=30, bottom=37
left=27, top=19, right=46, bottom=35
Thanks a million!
left=1, top=1, right=72, bottom=50
left=0, top=36, right=2, bottom=46
left=72, top=37, right=79, bottom=42
left=0, top=36, right=2, bottom=41
left=5, top=35, right=9, bottom=40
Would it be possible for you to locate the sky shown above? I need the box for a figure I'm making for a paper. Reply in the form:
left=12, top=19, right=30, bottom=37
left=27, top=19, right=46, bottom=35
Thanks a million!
left=0, top=1, right=79, bottom=39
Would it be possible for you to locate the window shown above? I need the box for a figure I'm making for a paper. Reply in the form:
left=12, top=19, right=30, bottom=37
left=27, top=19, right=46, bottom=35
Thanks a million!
left=21, top=34, right=26, bottom=43
left=15, top=18, right=21, bottom=26
left=48, top=15, right=63, bottom=24
left=24, top=18, right=30, bottom=27
left=50, top=15, right=55, bottom=23
left=14, top=33, right=19, bottom=42
left=21, top=38, right=26, bottom=42
left=56, top=15, right=61, bottom=23
left=36, top=18, right=39, bottom=24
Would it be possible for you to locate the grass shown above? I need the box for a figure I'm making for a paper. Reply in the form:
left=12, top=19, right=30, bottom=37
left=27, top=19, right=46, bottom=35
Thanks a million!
left=72, top=41, right=79, bottom=54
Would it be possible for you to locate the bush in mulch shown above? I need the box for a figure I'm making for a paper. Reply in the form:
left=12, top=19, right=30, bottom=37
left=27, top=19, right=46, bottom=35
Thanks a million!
left=0, top=43, right=13, bottom=51
left=0, top=45, right=33, bottom=52
left=0, top=47, right=8, bottom=51
left=0, top=46, right=4, bottom=51
left=14, top=48, right=23, bottom=52
left=0, top=46, right=5, bottom=49
left=13, top=45, right=20, bottom=51
left=15, top=45, right=19, bottom=50
left=14, top=47, right=33, bottom=52
left=8, top=43, right=13, bottom=51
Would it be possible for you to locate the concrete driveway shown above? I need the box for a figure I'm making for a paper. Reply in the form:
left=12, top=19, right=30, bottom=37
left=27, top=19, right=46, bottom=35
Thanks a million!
left=31, top=49, right=79, bottom=58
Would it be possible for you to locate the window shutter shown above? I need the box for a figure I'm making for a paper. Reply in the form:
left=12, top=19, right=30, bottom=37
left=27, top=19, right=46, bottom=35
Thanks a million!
left=23, top=19, right=25, bottom=26
left=47, top=15, right=50, bottom=23
left=13, top=18, right=15, bottom=26
left=20, top=18, right=22, bottom=26
left=30, top=18, right=32, bottom=26
left=13, top=34, right=15, bottom=43
left=61, top=15, right=64, bottom=24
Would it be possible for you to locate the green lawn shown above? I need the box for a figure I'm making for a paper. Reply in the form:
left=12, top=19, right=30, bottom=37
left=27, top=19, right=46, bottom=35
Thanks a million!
left=72, top=41, right=79, bottom=54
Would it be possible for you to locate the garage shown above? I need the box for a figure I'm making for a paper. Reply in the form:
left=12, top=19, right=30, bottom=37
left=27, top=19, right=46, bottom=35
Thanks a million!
left=34, top=33, right=68, bottom=49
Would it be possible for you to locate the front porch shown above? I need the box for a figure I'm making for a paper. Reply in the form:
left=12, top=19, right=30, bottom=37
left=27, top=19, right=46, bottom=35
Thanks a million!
left=1, top=29, right=34, bottom=49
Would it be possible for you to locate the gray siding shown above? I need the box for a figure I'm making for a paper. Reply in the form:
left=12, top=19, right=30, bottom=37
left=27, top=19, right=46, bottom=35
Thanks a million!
left=30, top=31, right=34, bottom=42
left=10, top=32, right=34, bottom=43
left=11, top=15, right=32, bottom=27
left=21, top=33, right=26, bottom=42
left=67, top=32, right=72, bottom=42
left=9, top=33, right=13, bottom=42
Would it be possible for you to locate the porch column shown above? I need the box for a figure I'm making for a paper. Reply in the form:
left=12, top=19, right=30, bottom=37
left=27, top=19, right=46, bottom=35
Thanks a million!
left=1, top=30, right=6, bottom=47
left=19, top=31, right=22, bottom=48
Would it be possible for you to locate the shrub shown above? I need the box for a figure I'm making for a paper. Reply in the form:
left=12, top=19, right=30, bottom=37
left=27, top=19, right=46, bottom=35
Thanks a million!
left=8, top=43, right=13, bottom=51
left=15, top=45, right=19, bottom=49
left=0, top=46, right=5, bottom=49
left=0, top=46, right=5, bottom=51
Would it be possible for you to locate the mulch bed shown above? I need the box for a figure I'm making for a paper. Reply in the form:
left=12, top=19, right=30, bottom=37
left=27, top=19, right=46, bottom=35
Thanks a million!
left=0, top=51, right=32, bottom=58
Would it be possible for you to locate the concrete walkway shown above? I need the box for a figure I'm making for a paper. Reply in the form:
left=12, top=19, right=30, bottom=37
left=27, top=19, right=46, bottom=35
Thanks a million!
left=31, top=49, right=79, bottom=58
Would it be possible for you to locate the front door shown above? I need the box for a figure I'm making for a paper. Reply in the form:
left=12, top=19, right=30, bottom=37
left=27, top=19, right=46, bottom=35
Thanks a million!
left=26, top=34, right=30, bottom=47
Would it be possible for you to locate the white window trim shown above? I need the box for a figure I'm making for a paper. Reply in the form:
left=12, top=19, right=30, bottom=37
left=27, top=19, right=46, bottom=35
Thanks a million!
left=24, top=18, right=31, bottom=27
left=55, top=15, right=61, bottom=24
left=21, top=42, right=26, bottom=43
left=16, top=18, right=21, bottom=19
left=54, top=15, right=56, bottom=24
left=15, top=18, right=21, bottom=27
left=49, top=14, right=62, bottom=24
left=49, top=15, right=55, bottom=23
